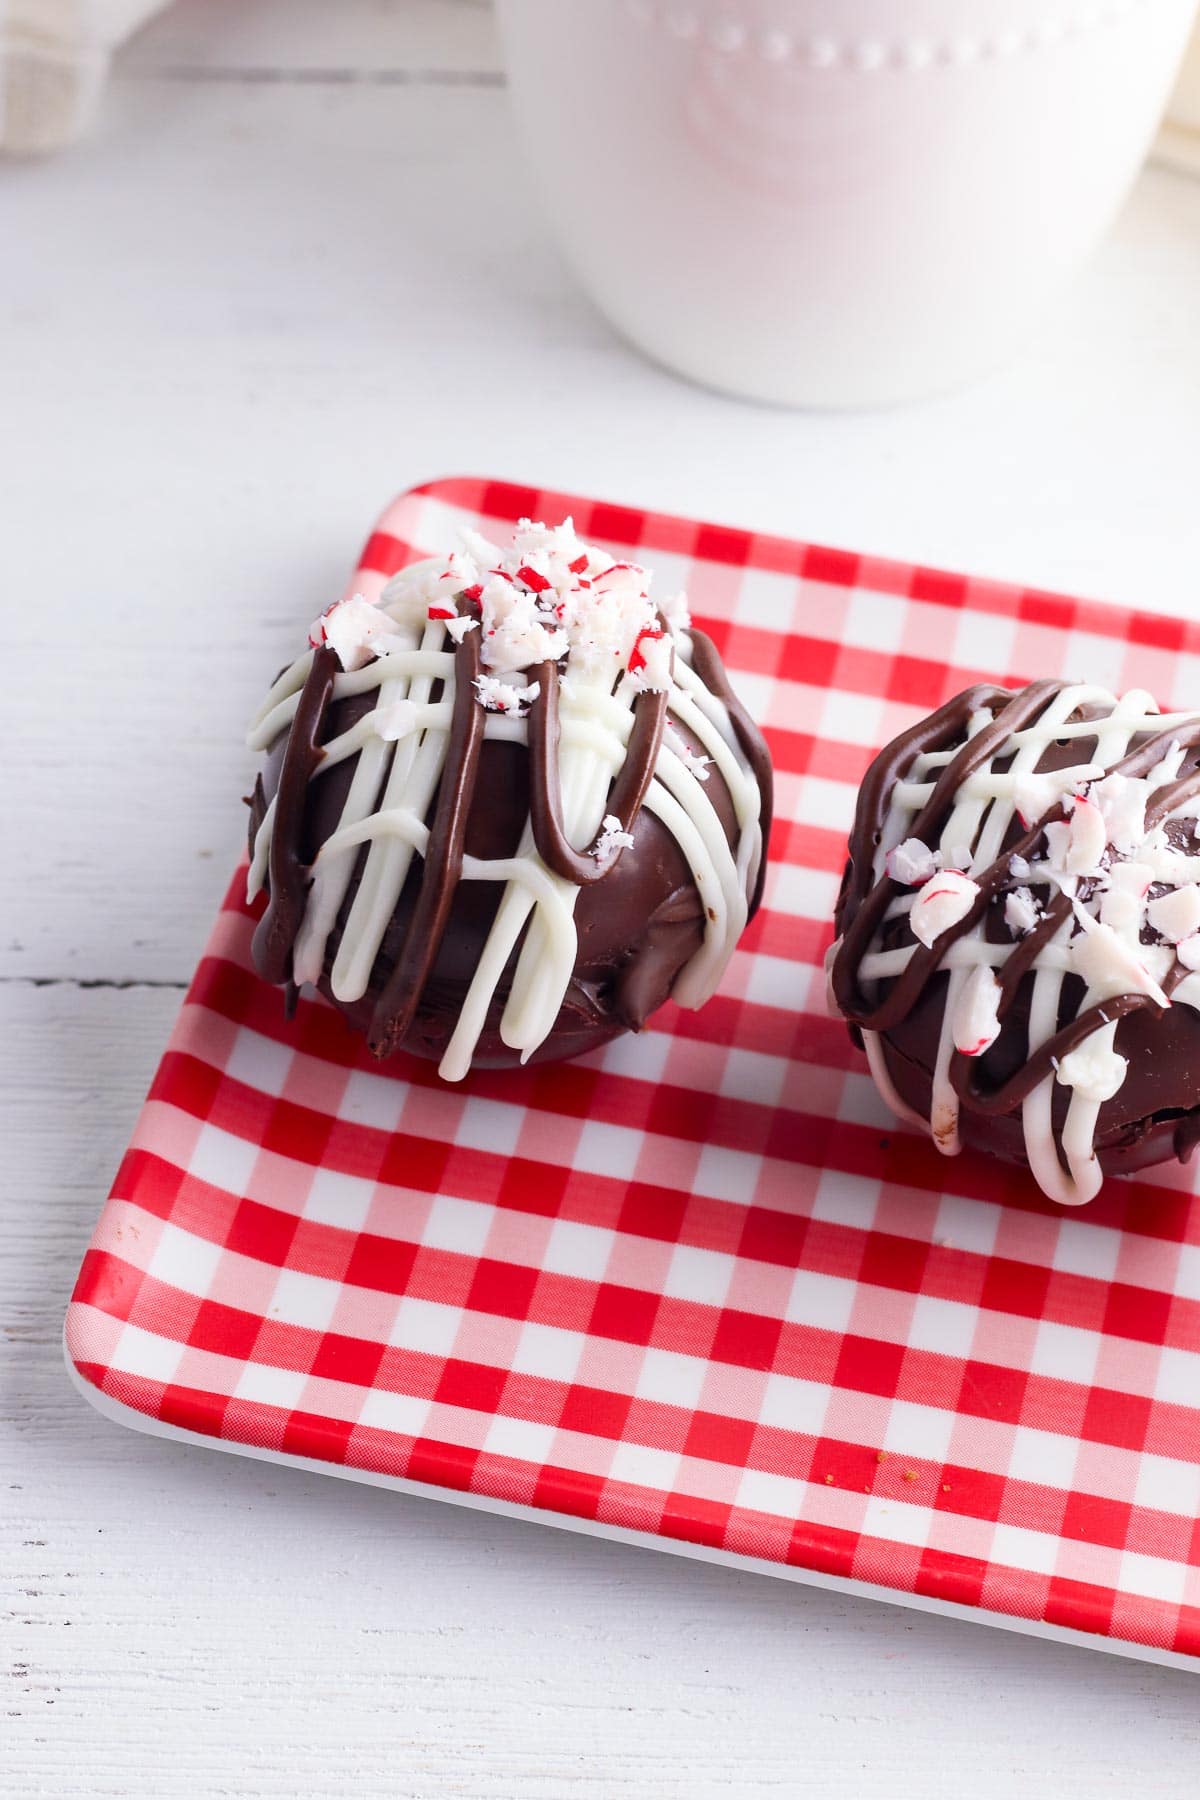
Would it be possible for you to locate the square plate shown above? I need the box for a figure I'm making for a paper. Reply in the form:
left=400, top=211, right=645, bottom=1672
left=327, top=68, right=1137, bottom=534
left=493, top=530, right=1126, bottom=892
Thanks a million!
left=67, top=476, right=1200, bottom=1669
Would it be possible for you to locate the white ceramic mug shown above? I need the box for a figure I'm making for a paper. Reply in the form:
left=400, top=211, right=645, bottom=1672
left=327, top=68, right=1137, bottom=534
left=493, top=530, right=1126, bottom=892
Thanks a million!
left=497, top=0, right=1199, bottom=407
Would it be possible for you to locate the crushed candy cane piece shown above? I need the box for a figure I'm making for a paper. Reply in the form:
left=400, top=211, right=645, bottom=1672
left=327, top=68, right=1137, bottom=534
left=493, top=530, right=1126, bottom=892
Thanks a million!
left=474, top=674, right=541, bottom=716
left=952, top=965, right=1002, bottom=1058
left=944, top=844, right=974, bottom=872
left=1056, top=793, right=1107, bottom=874
left=593, top=813, right=636, bottom=868
left=628, top=624, right=665, bottom=675
left=909, top=870, right=979, bottom=947
left=1148, top=884, right=1200, bottom=944
left=1055, top=1041, right=1128, bottom=1104
left=1008, top=854, right=1032, bottom=881
left=1090, top=771, right=1147, bottom=853
left=626, top=625, right=672, bottom=692
left=1099, top=860, right=1152, bottom=931
left=886, top=838, right=939, bottom=886
left=1177, top=935, right=1200, bottom=971
left=444, top=614, right=479, bottom=644
left=1004, top=887, right=1040, bottom=936
left=1013, top=765, right=1103, bottom=828
left=315, top=593, right=389, bottom=672
left=1071, top=907, right=1171, bottom=1007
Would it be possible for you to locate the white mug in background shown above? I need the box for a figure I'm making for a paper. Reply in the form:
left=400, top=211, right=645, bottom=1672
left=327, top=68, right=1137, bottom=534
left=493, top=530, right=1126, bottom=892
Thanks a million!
left=497, top=0, right=1199, bottom=407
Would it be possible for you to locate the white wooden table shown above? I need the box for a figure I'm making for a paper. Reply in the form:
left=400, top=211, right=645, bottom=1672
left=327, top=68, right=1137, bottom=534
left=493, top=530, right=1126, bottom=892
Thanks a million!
left=6, top=3, right=1200, bottom=1793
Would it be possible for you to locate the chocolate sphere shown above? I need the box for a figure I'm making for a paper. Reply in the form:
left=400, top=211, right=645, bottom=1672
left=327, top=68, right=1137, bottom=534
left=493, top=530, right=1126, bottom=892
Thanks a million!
left=246, top=522, right=772, bottom=1079
left=829, top=679, right=1200, bottom=1204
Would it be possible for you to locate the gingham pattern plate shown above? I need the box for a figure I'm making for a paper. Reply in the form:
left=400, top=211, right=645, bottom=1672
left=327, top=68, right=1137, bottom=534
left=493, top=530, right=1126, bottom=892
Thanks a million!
left=67, top=477, right=1200, bottom=1667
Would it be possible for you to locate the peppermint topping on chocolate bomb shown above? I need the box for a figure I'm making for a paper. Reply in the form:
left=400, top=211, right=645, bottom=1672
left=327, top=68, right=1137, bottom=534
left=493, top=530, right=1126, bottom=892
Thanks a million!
left=246, top=519, right=772, bottom=1079
left=829, top=681, right=1200, bottom=1205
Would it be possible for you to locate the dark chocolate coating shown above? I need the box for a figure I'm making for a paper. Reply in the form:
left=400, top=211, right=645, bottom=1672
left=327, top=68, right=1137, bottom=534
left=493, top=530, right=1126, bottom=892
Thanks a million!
left=831, top=682, right=1200, bottom=1183
left=248, top=628, right=772, bottom=1071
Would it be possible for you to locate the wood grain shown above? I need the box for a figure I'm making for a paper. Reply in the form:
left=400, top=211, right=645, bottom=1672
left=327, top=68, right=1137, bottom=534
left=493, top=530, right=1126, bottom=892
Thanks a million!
left=5, top=0, right=1200, bottom=1792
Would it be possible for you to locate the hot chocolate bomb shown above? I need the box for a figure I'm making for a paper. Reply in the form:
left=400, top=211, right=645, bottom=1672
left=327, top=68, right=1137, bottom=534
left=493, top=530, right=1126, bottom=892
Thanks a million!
left=829, top=680, right=1200, bottom=1205
left=246, top=520, right=772, bottom=1079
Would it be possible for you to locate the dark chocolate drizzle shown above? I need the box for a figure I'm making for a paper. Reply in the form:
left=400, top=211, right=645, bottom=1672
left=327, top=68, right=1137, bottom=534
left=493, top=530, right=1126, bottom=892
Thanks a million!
left=252, top=643, right=338, bottom=985
left=250, top=596, right=772, bottom=1069
left=527, top=622, right=670, bottom=885
left=367, top=626, right=484, bottom=1057
left=831, top=679, right=1200, bottom=1185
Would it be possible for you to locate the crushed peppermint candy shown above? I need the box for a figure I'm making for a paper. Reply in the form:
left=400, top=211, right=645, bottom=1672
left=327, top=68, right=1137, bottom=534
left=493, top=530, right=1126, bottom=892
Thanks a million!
left=1071, top=906, right=1171, bottom=1008
left=1055, top=1041, right=1129, bottom=1104
left=952, top=965, right=1002, bottom=1058
left=625, top=623, right=673, bottom=693
left=943, top=844, right=975, bottom=872
left=593, top=813, right=636, bottom=868
left=474, top=674, right=541, bottom=716
left=311, top=592, right=392, bottom=672
left=444, top=614, right=479, bottom=644
left=1013, top=765, right=1103, bottom=828
left=1098, top=860, right=1152, bottom=932
left=909, top=870, right=979, bottom=948
left=885, top=837, right=940, bottom=886
left=1177, top=935, right=1200, bottom=971
left=1004, top=887, right=1040, bottom=936
left=1090, top=771, right=1147, bottom=853
left=1044, top=792, right=1107, bottom=876
left=1148, top=883, right=1200, bottom=944
left=381, top=519, right=684, bottom=695
left=1008, top=853, right=1032, bottom=881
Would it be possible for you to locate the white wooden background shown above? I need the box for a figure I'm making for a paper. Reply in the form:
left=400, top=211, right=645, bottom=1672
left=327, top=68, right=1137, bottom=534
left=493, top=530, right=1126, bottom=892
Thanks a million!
left=5, top=2, right=1200, bottom=1794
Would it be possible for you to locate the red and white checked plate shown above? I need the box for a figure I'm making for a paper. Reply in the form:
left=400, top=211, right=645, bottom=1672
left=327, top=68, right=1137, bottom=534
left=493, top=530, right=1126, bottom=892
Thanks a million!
left=67, top=477, right=1200, bottom=1668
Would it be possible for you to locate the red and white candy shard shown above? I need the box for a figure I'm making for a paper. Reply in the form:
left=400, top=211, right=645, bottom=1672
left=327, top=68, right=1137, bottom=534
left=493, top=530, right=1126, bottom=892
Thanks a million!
left=1055, top=1041, right=1129, bottom=1104
left=474, top=673, right=542, bottom=717
left=309, top=592, right=392, bottom=672
left=1013, top=765, right=1102, bottom=828
left=1098, top=860, right=1152, bottom=931
left=1148, top=883, right=1200, bottom=944
left=1045, top=793, right=1107, bottom=876
left=952, top=964, right=1002, bottom=1057
left=1090, top=772, right=1147, bottom=853
left=1004, top=886, right=1040, bottom=936
left=1071, top=908, right=1171, bottom=1009
left=909, top=870, right=979, bottom=947
left=885, top=837, right=939, bottom=886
